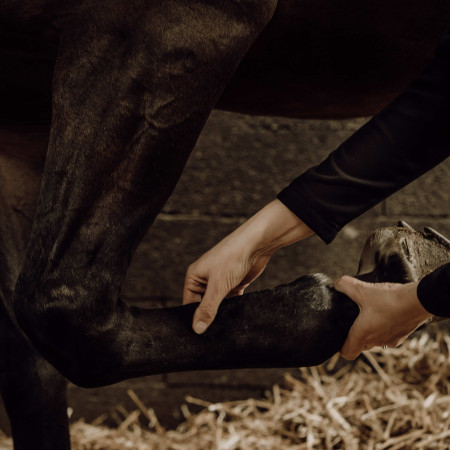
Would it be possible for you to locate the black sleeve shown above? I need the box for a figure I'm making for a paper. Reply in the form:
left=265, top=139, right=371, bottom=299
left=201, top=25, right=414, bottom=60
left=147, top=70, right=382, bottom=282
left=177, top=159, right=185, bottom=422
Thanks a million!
left=277, top=25, right=450, bottom=244
left=417, top=262, right=450, bottom=317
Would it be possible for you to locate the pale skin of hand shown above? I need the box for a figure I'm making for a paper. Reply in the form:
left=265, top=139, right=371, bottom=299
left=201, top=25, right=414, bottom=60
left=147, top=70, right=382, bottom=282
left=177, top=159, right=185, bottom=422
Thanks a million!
left=334, top=276, right=434, bottom=360
left=183, top=199, right=314, bottom=334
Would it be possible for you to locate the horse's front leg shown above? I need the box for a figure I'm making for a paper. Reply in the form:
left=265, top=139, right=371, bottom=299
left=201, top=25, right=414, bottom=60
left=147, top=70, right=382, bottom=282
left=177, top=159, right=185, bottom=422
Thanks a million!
left=14, top=0, right=287, bottom=387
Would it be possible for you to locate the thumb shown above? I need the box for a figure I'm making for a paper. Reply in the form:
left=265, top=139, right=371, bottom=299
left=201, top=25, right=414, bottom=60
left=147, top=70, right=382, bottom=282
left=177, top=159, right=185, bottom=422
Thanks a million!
left=334, top=275, right=368, bottom=308
left=192, top=280, right=228, bottom=334
left=340, top=319, right=366, bottom=360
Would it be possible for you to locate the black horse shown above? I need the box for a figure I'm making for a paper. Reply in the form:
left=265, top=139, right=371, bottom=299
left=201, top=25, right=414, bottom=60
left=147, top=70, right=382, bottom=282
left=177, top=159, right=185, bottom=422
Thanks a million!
left=1, top=1, right=450, bottom=448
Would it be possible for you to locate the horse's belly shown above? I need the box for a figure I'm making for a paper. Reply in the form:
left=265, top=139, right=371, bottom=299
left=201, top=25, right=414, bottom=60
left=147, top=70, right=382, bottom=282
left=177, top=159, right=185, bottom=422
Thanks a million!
left=217, top=0, right=450, bottom=118
left=2, top=0, right=450, bottom=122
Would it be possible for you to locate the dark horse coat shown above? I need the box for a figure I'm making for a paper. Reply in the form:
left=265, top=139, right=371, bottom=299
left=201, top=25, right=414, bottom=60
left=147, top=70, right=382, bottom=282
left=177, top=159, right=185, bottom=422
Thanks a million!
left=1, top=1, right=450, bottom=449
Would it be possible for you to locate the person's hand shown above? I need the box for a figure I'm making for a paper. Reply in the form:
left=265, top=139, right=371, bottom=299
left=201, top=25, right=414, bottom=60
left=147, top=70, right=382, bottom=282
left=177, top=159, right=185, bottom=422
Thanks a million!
left=183, top=235, right=271, bottom=334
left=334, top=276, right=433, bottom=360
left=183, top=200, right=313, bottom=334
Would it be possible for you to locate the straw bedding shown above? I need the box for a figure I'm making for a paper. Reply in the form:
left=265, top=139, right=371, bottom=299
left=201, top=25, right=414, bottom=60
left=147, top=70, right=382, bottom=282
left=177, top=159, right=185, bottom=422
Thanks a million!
left=1, top=326, right=450, bottom=449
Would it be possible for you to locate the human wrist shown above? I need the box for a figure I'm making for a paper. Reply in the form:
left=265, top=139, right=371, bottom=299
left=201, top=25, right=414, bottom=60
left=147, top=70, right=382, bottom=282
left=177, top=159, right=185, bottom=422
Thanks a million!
left=238, top=200, right=314, bottom=258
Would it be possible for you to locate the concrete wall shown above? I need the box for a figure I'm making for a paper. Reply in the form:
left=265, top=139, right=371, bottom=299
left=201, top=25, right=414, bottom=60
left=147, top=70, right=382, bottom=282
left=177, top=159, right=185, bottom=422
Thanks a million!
left=68, top=110, right=450, bottom=428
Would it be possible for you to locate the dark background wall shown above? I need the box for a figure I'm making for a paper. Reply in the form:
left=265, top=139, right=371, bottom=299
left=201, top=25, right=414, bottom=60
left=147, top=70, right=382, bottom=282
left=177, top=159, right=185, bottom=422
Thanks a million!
left=68, top=110, right=450, bottom=427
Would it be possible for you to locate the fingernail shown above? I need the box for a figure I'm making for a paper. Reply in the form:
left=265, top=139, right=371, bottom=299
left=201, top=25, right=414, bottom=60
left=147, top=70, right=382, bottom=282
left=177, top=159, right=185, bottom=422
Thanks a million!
left=194, top=321, right=208, bottom=334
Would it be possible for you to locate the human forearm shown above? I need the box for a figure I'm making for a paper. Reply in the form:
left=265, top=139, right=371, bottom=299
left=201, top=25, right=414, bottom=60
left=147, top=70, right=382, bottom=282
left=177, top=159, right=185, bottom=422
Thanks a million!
left=279, top=25, right=450, bottom=243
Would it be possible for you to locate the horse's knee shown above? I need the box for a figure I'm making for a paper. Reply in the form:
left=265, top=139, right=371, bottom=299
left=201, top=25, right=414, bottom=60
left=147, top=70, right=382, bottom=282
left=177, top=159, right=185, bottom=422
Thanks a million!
left=14, top=278, right=126, bottom=387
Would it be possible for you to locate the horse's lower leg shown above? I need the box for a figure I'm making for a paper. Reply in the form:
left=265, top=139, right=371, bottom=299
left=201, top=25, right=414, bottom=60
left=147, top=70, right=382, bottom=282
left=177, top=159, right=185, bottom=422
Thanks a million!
left=0, top=144, right=70, bottom=450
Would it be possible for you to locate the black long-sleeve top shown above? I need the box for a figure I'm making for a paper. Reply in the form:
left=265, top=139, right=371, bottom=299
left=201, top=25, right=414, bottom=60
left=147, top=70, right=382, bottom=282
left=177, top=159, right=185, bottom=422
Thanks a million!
left=277, top=25, right=450, bottom=317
